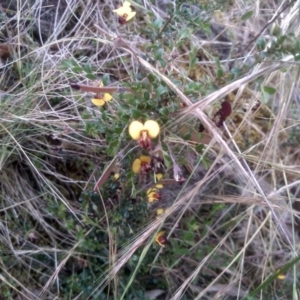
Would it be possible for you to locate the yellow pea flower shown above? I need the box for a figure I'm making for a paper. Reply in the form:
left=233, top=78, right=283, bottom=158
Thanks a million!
left=91, top=81, right=112, bottom=106
left=276, top=268, right=286, bottom=280
left=132, top=155, right=151, bottom=174
left=129, top=120, right=160, bottom=149
left=155, top=231, right=167, bottom=247
left=156, top=208, right=165, bottom=215
left=113, top=1, right=136, bottom=23
left=113, top=173, right=120, bottom=180
left=147, top=187, right=161, bottom=203
left=156, top=207, right=170, bottom=216
left=277, top=274, right=286, bottom=280
left=155, top=173, right=164, bottom=189
left=147, top=174, right=164, bottom=203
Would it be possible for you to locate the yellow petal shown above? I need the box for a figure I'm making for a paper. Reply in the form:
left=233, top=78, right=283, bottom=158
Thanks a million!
left=139, top=155, right=151, bottom=163
left=277, top=274, right=285, bottom=280
left=144, top=120, right=160, bottom=139
left=155, top=231, right=166, bottom=247
left=91, top=98, right=105, bottom=106
left=126, top=11, right=136, bottom=21
left=156, top=231, right=165, bottom=238
left=156, top=208, right=165, bottom=215
left=155, top=183, right=164, bottom=189
left=113, top=6, right=132, bottom=17
left=113, top=173, right=120, bottom=180
left=156, top=173, right=163, bottom=181
left=157, top=208, right=170, bottom=215
left=123, top=1, right=132, bottom=7
left=147, top=188, right=159, bottom=202
left=129, top=121, right=144, bottom=140
left=147, top=189, right=156, bottom=201
left=155, top=173, right=164, bottom=188
left=147, top=188, right=157, bottom=195
left=104, top=93, right=112, bottom=101
left=132, top=158, right=142, bottom=173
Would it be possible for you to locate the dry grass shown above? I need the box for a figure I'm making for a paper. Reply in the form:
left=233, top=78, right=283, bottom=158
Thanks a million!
left=0, top=0, right=300, bottom=299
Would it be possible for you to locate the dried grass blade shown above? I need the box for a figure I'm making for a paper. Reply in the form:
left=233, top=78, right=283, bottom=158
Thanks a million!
left=93, top=157, right=119, bottom=191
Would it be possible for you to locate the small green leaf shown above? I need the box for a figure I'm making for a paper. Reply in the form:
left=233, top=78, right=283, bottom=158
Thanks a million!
left=102, top=74, right=110, bottom=85
left=163, top=155, right=172, bottom=169
left=147, top=73, right=156, bottom=83
left=294, top=39, right=300, bottom=52
left=59, top=59, right=73, bottom=69
left=109, top=139, right=118, bottom=148
left=256, top=37, right=266, bottom=51
left=171, top=78, right=182, bottom=86
left=261, top=89, right=270, bottom=104
left=271, top=23, right=282, bottom=36
left=241, top=10, right=254, bottom=21
left=72, top=66, right=83, bottom=73
left=64, top=59, right=74, bottom=68
left=86, top=73, right=97, bottom=80
left=215, top=58, right=221, bottom=68
left=159, top=58, right=166, bottom=68
left=195, top=144, right=204, bottom=153
left=83, top=63, right=92, bottom=74
left=202, top=156, right=212, bottom=170
left=155, top=48, right=164, bottom=60
left=277, top=35, right=286, bottom=45
left=230, top=67, right=241, bottom=78
left=159, top=107, right=168, bottom=116
left=176, top=40, right=185, bottom=47
left=179, top=28, right=192, bottom=40
left=131, top=108, right=142, bottom=119
left=114, top=126, right=123, bottom=134
left=190, top=57, right=198, bottom=68
left=263, top=86, right=276, bottom=95
left=121, top=114, right=130, bottom=123
left=153, top=18, right=163, bottom=30
left=71, top=59, right=81, bottom=68
left=144, top=91, right=150, bottom=101
left=217, top=68, right=224, bottom=78
left=102, top=111, right=107, bottom=121
left=156, top=85, right=167, bottom=96
left=183, top=132, right=191, bottom=141
left=200, top=23, right=211, bottom=35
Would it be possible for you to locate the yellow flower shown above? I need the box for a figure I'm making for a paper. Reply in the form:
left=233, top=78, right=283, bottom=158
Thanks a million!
left=156, top=207, right=170, bottom=216
left=113, top=1, right=136, bottom=22
left=129, top=120, right=160, bottom=140
left=129, top=120, right=160, bottom=149
left=156, top=208, right=165, bottom=215
left=155, top=231, right=167, bottom=247
left=156, top=173, right=163, bottom=180
left=155, top=173, right=163, bottom=189
left=147, top=174, right=164, bottom=202
left=91, top=81, right=112, bottom=106
left=147, top=187, right=161, bottom=202
left=113, top=173, right=120, bottom=180
left=276, top=268, right=286, bottom=280
left=132, top=155, right=151, bottom=174
left=277, top=274, right=286, bottom=280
